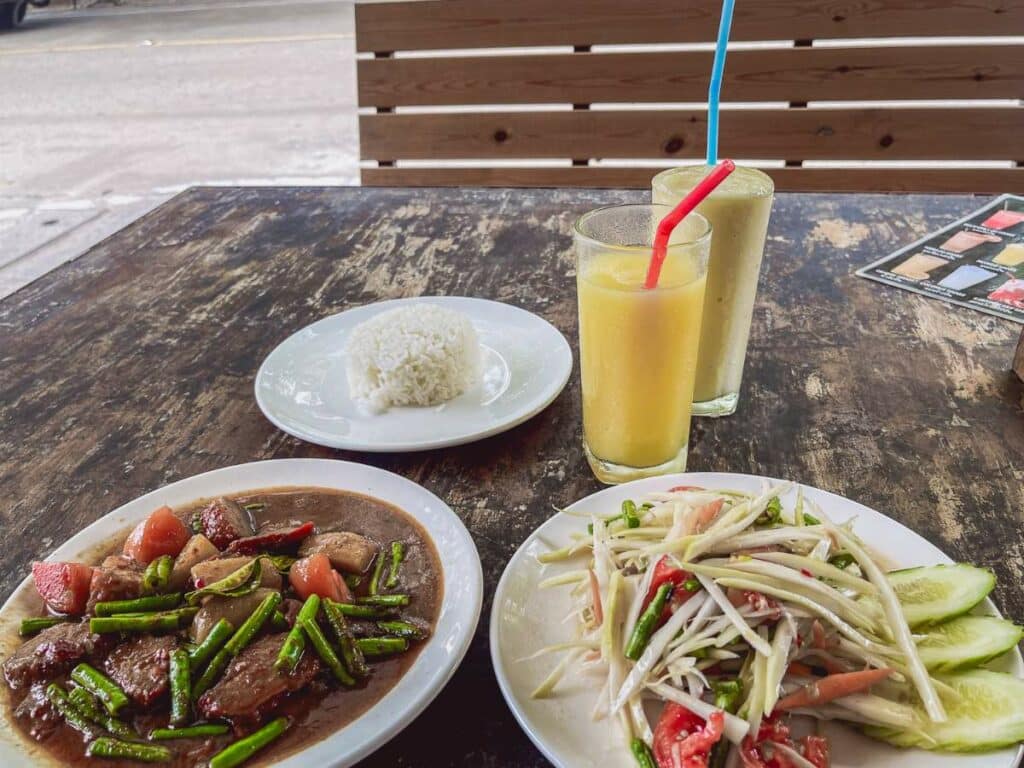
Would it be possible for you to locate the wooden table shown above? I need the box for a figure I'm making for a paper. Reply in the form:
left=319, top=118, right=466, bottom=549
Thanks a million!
left=1, top=187, right=1022, bottom=765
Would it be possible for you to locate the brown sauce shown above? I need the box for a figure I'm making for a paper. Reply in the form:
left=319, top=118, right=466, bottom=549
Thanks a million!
left=3, top=487, right=444, bottom=767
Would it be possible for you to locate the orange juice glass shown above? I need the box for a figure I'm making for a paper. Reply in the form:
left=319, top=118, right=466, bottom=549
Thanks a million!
left=575, top=204, right=711, bottom=484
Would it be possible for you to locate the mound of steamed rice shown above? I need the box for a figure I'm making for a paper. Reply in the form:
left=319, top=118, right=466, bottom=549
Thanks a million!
left=345, top=303, right=481, bottom=412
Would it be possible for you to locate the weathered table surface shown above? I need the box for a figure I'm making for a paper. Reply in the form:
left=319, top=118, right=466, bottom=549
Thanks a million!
left=2, top=187, right=1022, bottom=766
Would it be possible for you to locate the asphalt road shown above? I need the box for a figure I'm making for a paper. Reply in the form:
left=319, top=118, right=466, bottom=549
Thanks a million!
left=0, top=0, right=357, bottom=296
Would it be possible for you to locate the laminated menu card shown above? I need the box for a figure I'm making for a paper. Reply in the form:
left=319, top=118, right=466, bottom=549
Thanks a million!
left=857, top=194, right=1024, bottom=324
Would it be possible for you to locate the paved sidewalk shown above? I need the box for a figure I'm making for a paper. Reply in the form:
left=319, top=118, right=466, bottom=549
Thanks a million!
left=1, top=0, right=358, bottom=298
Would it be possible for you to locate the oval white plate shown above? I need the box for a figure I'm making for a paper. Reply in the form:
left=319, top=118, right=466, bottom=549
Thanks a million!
left=0, top=459, right=483, bottom=768
left=491, top=472, right=1024, bottom=768
left=255, top=297, right=573, bottom=452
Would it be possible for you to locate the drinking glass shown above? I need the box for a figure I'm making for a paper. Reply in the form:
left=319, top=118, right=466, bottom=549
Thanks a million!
left=574, top=204, right=711, bottom=484
left=653, top=165, right=774, bottom=417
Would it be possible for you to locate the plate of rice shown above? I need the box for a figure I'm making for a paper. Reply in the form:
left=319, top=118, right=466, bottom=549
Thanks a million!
left=254, top=297, right=573, bottom=452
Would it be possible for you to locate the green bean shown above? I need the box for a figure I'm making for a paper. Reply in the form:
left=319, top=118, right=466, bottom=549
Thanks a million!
left=829, top=552, right=855, bottom=570
left=19, top=617, right=65, bottom=636
left=114, top=607, right=198, bottom=622
left=209, top=716, right=289, bottom=768
left=622, top=500, right=641, bottom=529
left=94, top=593, right=182, bottom=616
left=46, top=684, right=100, bottom=738
left=169, top=649, right=191, bottom=726
left=88, top=737, right=172, bottom=763
left=150, top=723, right=231, bottom=740
left=384, top=541, right=405, bottom=589
left=70, top=663, right=130, bottom=716
left=712, top=679, right=743, bottom=713
left=683, top=578, right=701, bottom=592
left=368, top=549, right=387, bottom=595
left=193, top=648, right=231, bottom=700
left=275, top=595, right=318, bottom=672
left=300, top=613, right=355, bottom=685
left=376, top=620, right=428, bottom=640
left=355, top=636, right=408, bottom=657
left=68, top=686, right=135, bottom=739
left=630, top=738, right=656, bottom=768
left=356, top=594, right=409, bottom=607
left=327, top=602, right=395, bottom=619
left=324, top=601, right=369, bottom=678
left=90, top=614, right=181, bottom=634
left=188, top=619, right=235, bottom=668
left=186, top=559, right=263, bottom=605
left=223, top=592, right=282, bottom=656
left=343, top=573, right=362, bottom=589
left=270, top=609, right=289, bottom=631
left=143, top=555, right=174, bottom=594
left=625, top=582, right=672, bottom=661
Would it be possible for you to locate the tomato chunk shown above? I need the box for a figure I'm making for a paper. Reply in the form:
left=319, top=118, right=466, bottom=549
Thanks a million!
left=123, top=506, right=190, bottom=564
left=643, top=556, right=700, bottom=623
left=653, top=702, right=724, bottom=768
left=31, top=561, right=94, bottom=616
left=289, top=553, right=351, bottom=603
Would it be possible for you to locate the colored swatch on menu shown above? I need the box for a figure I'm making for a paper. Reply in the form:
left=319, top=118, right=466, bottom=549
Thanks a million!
left=980, top=209, right=1024, bottom=231
left=937, top=265, right=997, bottom=291
left=938, top=230, right=1001, bottom=253
left=891, top=253, right=946, bottom=281
left=988, top=279, right=1024, bottom=310
left=992, top=243, right=1024, bottom=267
left=856, top=193, right=1024, bottom=323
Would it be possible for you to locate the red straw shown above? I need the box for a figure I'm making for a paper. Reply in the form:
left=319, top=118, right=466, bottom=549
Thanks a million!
left=643, top=159, right=736, bottom=290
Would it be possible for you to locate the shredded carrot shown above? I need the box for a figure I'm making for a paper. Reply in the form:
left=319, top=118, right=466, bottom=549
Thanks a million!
left=776, top=668, right=894, bottom=711
left=693, top=498, right=725, bottom=534
left=786, top=661, right=815, bottom=677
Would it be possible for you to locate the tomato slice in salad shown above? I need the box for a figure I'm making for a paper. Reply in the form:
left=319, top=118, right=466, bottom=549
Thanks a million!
left=643, top=556, right=700, bottom=623
left=653, top=702, right=724, bottom=768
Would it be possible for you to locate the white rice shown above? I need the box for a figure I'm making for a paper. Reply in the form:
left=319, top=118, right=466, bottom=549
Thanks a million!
left=345, top=303, right=481, bottom=412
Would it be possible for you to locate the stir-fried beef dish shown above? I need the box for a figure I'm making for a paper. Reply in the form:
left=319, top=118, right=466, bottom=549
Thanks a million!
left=2, top=487, right=442, bottom=767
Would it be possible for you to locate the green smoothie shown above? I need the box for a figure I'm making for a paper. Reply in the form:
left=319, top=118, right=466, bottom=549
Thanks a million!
left=652, top=165, right=773, bottom=416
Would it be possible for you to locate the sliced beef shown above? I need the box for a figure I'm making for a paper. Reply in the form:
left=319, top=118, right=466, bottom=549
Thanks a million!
left=280, top=598, right=303, bottom=629
left=2, top=622, right=115, bottom=690
left=199, top=498, right=254, bottom=549
left=86, top=556, right=144, bottom=614
left=298, top=532, right=378, bottom=574
left=197, top=634, right=320, bottom=726
left=14, top=683, right=61, bottom=741
left=104, top=635, right=176, bottom=707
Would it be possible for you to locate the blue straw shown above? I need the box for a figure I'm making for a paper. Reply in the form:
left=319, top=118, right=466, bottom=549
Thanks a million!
left=706, top=0, right=735, bottom=165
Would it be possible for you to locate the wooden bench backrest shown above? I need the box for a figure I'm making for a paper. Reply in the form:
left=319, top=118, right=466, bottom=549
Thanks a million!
left=356, top=0, right=1024, bottom=192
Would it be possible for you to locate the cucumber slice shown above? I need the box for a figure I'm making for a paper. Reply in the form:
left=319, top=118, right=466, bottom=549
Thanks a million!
left=917, top=616, right=1024, bottom=672
left=865, top=670, right=1024, bottom=751
left=885, top=564, right=995, bottom=628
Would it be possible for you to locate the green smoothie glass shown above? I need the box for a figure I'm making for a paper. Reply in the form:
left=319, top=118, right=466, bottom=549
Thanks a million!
left=652, top=165, right=773, bottom=416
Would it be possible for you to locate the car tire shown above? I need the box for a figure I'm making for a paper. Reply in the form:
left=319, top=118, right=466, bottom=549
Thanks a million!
left=0, top=0, right=27, bottom=29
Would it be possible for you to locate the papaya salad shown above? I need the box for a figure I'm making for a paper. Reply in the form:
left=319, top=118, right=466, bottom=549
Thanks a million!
left=530, top=482, right=1024, bottom=768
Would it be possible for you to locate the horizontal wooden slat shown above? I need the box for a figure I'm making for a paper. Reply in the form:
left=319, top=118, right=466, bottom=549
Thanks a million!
left=359, top=45, right=1024, bottom=107
left=355, top=0, right=1024, bottom=52
left=361, top=166, right=1024, bottom=194
left=360, top=108, right=1024, bottom=162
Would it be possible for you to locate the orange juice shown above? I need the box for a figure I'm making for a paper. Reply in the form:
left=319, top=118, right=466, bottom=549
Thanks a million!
left=578, top=251, right=707, bottom=472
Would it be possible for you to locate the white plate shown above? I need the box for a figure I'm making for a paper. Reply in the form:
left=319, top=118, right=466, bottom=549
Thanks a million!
left=491, top=472, right=1024, bottom=768
left=0, top=459, right=483, bottom=768
left=254, top=297, right=573, bottom=452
